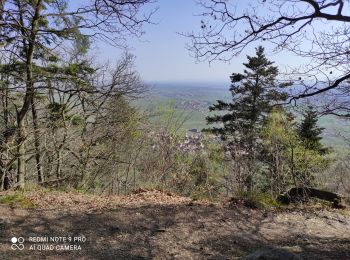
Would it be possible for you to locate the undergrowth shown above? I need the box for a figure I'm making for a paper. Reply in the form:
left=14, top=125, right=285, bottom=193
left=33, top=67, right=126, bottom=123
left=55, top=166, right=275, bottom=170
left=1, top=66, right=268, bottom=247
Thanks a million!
left=0, top=193, right=35, bottom=208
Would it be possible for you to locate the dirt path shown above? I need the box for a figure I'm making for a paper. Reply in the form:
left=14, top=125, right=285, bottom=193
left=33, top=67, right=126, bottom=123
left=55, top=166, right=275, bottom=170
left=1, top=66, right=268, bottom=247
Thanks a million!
left=0, top=191, right=349, bottom=259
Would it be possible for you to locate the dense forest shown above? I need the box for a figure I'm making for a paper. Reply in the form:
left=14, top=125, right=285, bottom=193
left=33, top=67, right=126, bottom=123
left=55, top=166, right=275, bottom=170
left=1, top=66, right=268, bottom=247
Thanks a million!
left=0, top=1, right=349, bottom=259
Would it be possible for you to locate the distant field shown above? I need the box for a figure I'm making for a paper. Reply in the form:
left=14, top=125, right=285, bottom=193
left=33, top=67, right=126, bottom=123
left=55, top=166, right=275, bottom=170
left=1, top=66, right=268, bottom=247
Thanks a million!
left=134, top=82, right=349, bottom=151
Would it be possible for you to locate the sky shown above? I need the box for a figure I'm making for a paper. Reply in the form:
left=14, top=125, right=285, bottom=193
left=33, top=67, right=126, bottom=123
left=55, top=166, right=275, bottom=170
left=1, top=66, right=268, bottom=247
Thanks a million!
left=93, top=0, right=306, bottom=84
left=125, top=0, right=239, bottom=83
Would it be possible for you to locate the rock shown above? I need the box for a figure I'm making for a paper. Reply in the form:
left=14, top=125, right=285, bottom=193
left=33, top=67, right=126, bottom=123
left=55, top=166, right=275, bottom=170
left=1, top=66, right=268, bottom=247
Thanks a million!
left=244, top=247, right=302, bottom=260
left=277, top=187, right=344, bottom=208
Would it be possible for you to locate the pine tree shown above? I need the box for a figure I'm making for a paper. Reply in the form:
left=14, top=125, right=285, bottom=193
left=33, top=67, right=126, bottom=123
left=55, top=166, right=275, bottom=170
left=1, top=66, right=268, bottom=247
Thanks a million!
left=206, top=46, right=290, bottom=151
left=298, top=106, right=326, bottom=153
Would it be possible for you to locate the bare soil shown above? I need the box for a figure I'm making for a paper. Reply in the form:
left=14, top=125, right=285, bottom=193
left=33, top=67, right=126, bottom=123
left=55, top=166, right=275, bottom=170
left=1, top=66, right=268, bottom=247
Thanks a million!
left=0, top=189, right=349, bottom=259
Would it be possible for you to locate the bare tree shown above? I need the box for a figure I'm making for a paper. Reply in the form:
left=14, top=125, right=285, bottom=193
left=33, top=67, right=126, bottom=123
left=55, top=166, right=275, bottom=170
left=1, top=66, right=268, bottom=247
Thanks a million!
left=186, top=0, right=350, bottom=116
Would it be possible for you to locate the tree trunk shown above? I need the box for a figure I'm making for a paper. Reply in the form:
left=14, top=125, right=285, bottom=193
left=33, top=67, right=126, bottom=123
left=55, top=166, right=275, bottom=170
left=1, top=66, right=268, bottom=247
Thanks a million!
left=31, top=97, right=44, bottom=182
left=56, top=149, right=61, bottom=179
left=16, top=119, right=26, bottom=190
left=14, top=0, right=43, bottom=189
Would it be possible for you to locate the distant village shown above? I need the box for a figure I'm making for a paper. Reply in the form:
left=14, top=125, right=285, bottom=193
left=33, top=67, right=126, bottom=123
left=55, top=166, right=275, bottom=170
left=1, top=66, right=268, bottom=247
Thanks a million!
left=179, top=129, right=204, bottom=152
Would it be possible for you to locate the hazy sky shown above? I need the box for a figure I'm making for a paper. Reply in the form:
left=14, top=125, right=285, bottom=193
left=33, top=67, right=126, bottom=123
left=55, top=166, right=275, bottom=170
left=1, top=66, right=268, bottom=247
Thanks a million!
left=94, top=0, right=304, bottom=83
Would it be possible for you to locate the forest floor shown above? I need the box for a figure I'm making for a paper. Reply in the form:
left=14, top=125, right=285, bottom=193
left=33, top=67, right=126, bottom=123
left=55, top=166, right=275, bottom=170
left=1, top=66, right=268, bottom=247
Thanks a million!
left=0, top=189, right=349, bottom=260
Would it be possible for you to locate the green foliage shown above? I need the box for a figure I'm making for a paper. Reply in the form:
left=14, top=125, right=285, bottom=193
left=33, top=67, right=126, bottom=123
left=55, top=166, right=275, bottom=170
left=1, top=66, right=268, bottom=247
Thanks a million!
left=188, top=155, right=209, bottom=186
left=47, top=64, right=59, bottom=73
left=71, top=115, right=84, bottom=126
left=248, top=192, right=282, bottom=209
left=48, top=55, right=59, bottom=62
left=0, top=194, right=35, bottom=208
left=206, top=46, right=290, bottom=148
left=47, top=102, right=68, bottom=123
left=204, top=46, right=292, bottom=194
left=298, top=106, right=327, bottom=153
left=292, top=147, right=330, bottom=185
left=187, top=143, right=225, bottom=200
left=65, top=64, right=80, bottom=75
left=74, top=34, right=91, bottom=55
left=262, top=109, right=331, bottom=193
left=234, top=191, right=282, bottom=209
left=54, top=186, right=89, bottom=194
left=38, top=17, right=49, bottom=28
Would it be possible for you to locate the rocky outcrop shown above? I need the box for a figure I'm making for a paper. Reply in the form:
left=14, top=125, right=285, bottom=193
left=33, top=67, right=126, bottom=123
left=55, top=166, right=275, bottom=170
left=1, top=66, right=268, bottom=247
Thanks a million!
left=277, top=187, right=344, bottom=208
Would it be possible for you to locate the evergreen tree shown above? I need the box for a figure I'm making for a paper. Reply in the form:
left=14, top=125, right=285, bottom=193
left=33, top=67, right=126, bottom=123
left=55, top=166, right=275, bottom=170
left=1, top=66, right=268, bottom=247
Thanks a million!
left=298, top=106, right=326, bottom=153
left=206, top=46, right=290, bottom=151
left=205, top=46, right=291, bottom=192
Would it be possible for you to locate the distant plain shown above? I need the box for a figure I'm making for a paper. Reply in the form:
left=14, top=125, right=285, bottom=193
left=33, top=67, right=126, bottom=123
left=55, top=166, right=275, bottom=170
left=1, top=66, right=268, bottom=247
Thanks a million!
left=135, top=82, right=350, bottom=152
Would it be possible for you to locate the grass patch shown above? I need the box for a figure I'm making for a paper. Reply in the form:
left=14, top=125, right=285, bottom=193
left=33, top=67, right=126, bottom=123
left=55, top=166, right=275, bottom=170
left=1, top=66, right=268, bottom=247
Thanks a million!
left=0, top=193, right=35, bottom=208
left=231, top=192, right=282, bottom=210
left=53, top=186, right=89, bottom=194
